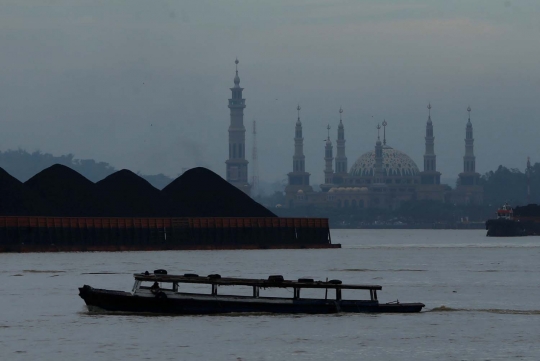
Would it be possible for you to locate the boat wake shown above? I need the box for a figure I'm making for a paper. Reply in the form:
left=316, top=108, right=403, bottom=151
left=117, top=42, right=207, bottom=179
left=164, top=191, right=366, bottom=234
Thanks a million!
left=346, top=244, right=540, bottom=250
left=330, top=268, right=427, bottom=272
left=429, top=306, right=540, bottom=315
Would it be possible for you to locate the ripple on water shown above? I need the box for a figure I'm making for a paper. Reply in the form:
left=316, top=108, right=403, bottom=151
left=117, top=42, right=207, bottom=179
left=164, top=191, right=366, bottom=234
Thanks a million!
left=429, top=306, right=540, bottom=315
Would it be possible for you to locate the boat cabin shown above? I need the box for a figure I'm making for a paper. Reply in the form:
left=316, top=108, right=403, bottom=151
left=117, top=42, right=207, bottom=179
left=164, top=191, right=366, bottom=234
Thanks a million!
left=496, top=203, right=513, bottom=220
left=132, top=272, right=382, bottom=302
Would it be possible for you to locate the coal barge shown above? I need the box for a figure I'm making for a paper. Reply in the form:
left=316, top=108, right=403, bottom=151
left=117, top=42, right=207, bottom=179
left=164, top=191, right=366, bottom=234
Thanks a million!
left=0, top=165, right=339, bottom=251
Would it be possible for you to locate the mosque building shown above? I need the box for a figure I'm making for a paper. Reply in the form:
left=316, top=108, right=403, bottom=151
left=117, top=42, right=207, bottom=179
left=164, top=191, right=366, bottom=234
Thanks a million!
left=224, top=59, right=482, bottom=208
left=284, top=104, right=483, bottom=209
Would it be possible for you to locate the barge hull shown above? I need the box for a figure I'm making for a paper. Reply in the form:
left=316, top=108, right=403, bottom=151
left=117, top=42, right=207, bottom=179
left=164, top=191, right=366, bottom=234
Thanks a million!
left=0, top=216, right=339, bottom=252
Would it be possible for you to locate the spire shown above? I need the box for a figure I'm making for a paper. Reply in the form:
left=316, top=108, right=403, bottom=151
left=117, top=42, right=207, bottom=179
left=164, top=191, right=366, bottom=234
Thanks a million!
left=382, top=120, right=387, bottom=145
left=226, top=57, right=249, bottom=195
left=321, top=123, right=334, bottom=191
left=327, top=124, right=331, bottom=141
left=335, top=107, right=347, bottom=175
left=291, top=104, right=307, bottom=174
left=233, top=58, right=240, bottom=88
left=374, top=123, right=384, bottom=182
left=422, top=102, right=438, bottom=179
left=463, top=105, right=476, bottom=174
left=465, top=106, right=473, bottom=140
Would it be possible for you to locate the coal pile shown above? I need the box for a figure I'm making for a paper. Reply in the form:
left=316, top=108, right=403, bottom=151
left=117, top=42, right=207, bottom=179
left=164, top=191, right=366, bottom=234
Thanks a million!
left=95, top=170, right=165, bottom=217
left=0, top=167, right=47, bottom=215
left=0, top=165, right=275, bottom=218
left=162, top=167, right=275, bottom=217
left=514, top=204, right=540, bottom=217
left=24, top=164, right=99, bottom=216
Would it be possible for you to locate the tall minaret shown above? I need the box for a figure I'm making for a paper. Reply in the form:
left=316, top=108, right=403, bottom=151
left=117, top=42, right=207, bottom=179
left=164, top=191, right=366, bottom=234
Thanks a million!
left=463, top=106, right=475, bottom=174
left=320, top=125, right=334, bottom=192
left=334, top=107, right=348, bottom=184
left=225, top=58, right=250, bottom=195
left=420, top=103, right=441, bottom=184
left=458, top=106, right=480, bottom=186
left=373, top=124, right=385, bottom=184
left=293, top=105, right=306, bottom=174
left=286, top=105, right=312, bottom=197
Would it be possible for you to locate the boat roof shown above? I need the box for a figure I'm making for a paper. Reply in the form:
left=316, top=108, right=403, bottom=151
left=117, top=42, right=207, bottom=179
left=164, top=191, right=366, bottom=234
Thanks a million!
left=133, top=273, right=382, bottom=290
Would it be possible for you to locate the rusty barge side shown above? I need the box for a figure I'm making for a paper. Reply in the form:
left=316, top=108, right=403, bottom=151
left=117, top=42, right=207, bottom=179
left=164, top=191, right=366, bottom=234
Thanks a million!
left=0, top=216, right=339, bottom=252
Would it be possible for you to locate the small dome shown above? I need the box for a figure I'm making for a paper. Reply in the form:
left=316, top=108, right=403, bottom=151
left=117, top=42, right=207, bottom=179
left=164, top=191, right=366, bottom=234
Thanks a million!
left=297, top=189, right=304, bottom=194
left=349, top=146, right=420, bottom=177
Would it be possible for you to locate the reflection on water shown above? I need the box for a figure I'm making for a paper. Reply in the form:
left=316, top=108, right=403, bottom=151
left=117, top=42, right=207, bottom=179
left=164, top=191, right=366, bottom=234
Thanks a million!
left=1, top=229, right=540, bottom=360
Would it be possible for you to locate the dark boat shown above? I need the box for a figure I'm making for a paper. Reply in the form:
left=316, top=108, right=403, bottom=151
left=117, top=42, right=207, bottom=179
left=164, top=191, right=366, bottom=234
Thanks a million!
left=78, top=270, right=425, bottom=314
left=486, top=203, right=540, bottom=237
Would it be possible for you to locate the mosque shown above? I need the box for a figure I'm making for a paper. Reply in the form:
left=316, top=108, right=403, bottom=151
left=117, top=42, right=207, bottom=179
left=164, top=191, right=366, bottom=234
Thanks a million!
left=225, top=59, right=483, bottom=210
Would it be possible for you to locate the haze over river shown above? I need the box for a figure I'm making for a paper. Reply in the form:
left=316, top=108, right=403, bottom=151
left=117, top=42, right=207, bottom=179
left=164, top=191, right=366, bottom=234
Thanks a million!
left=2, top=229, right=540, bottom=360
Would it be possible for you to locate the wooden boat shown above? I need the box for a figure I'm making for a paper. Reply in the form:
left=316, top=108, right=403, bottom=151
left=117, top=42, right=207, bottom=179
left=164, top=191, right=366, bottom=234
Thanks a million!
left=78, top=270, right=425, bottom=314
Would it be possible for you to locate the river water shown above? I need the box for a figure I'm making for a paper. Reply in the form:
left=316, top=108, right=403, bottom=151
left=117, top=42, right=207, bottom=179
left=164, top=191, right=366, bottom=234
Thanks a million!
left=1, top=229, right=540, bottom=360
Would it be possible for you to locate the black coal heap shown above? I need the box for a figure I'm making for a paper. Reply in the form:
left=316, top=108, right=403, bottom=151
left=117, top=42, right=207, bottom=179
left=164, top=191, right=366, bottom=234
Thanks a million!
left=24, top=164, right=98, bottom=216
left=0, top=167, right=47, bottom=215
left=95, top=169, right=164, bottom=217
left=162, top=167, right=275, bottom=217
left=0, top=165, right=275, bottom=218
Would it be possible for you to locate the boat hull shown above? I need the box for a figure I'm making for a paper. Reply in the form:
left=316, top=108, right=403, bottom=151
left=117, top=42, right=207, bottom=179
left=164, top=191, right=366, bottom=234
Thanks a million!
left=78, top=285, right=424, bottom=314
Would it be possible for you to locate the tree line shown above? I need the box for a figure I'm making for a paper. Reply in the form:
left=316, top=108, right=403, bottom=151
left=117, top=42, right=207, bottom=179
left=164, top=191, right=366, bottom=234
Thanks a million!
left=0, top=149, right=174, bottom=189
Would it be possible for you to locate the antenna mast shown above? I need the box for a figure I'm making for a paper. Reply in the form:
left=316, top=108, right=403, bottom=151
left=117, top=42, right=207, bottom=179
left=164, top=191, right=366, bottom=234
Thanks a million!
left=527, top=156, right=532, bottom=204
left=251, top=120, right=259, bottom=196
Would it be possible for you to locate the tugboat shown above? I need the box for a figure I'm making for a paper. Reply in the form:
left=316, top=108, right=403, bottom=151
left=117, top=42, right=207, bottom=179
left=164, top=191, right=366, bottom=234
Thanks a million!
left=485, top=203, right=533, bottom=237
left=79, top=270, right=425, bottom=314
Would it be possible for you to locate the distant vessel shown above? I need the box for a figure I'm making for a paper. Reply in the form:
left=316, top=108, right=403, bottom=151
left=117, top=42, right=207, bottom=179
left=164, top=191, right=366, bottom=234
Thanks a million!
left=78, top=270, right=425, bottom=314
left=485, top=203, right=540, bottom=237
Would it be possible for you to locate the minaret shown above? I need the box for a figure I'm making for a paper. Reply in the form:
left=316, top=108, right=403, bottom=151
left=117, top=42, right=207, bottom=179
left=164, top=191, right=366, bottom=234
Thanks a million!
left=463, top=106, right=476, bottom=174
left=334, top=107, right=348, bottom=184
left=457, top=106, right=480, bottom=187
left=320, top=125, right=334, bottom=192
left=420, top=103, right=441, bottom=184
left=373, top=124, right=384, bottom=183
left=382, top=119, right=387, bottom=146
left=369, top=123, right=388, bottom=208
left=225, top=58, right=250, bottom=195
left=456, top=106, right=482, bottom=204
left=286, top=105, right=312, bottom=203
left=293, top=105, right=306, bottom=174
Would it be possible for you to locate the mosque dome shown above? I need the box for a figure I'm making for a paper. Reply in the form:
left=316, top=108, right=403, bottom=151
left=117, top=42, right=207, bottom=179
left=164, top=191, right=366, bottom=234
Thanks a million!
left=349, top=145, right=420, bottom=177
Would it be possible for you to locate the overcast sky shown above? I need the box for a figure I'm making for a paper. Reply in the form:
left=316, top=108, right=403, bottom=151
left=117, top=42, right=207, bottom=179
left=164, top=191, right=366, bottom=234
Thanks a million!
left=1, top=0, right=539, bottom=186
